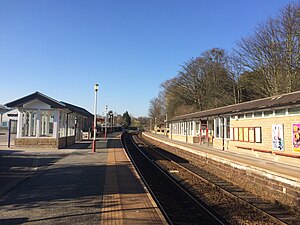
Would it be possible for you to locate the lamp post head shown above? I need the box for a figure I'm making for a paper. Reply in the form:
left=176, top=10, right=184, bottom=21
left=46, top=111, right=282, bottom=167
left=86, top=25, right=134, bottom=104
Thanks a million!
left=94, top=83, right=99, bottom=92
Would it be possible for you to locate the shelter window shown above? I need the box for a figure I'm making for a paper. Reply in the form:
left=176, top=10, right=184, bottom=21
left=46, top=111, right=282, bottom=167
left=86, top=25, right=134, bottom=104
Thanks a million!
left=275, top=109, right=286, bottom=116
left=40, top=110, right=54, bottom=137
left=59, top=112, right=64, bottom=137
left=22, top=110, right=37, bottom=137
left=288, top=107, right=300, bottom=115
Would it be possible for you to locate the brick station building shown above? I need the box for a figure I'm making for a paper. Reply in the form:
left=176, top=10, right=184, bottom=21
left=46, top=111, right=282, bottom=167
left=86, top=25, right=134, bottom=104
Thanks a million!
left=168, top=90, right=300, bottom=158
left=6, top=92, right=93, bottom=148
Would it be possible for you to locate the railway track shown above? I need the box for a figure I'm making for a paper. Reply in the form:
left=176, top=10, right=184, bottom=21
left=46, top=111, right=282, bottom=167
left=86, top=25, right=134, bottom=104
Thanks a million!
left=122, top=132, right=227, bottom=225
left=137, top=133, right=299, bottom=225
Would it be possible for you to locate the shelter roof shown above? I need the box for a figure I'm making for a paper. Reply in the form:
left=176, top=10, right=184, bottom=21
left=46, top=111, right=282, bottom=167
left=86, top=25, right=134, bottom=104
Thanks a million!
left=61, top=101, right=93, bottom=118
left=5, top=91, right=92, bottom=118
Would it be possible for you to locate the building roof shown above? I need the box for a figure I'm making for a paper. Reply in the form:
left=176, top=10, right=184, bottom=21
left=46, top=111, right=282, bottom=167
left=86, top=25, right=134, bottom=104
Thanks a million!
left=5, top=91, right=92, bottom=118
left=170, top=90, right=300, bottom=121
left=61, top=101, right=93, bottom=118
left=0, top=105, right=9, bottom=114
left=6, top=92, right=65, bottom=109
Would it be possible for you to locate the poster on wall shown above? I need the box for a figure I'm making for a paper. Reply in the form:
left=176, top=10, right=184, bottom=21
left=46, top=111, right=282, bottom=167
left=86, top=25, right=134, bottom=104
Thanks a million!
left=243, top=127, right=249, bottom=142
left=249, top=128, right=255, bottom=143
left=255, top=127, right=262, bottom=143
left=234, top=127, right=238, bottom=141
left=272, top=124, right=284, bottom=151
left=292, top=124, right=300, bottom=152
left=238, top=128, right=243, bottom=141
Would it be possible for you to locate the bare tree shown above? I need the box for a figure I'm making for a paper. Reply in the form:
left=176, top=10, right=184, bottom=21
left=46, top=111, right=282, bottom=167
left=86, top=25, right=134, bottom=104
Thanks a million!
left=148, top=91, right=166, bottom=126
left=160, top=48, right=235, bottom=118
left=235, top=3, right=300, bottom=96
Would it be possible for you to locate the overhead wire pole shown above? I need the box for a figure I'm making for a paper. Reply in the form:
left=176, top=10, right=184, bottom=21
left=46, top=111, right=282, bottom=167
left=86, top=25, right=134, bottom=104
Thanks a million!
left=92, top=83, right=99, bottom=153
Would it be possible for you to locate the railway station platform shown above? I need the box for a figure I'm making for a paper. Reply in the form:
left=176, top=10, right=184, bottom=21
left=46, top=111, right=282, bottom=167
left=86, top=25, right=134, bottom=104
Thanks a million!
left=144, top=132, right=300, bottom=181
left=99, top=133, right=167, bottom=225
left=0, top=132, right=167, bottom=224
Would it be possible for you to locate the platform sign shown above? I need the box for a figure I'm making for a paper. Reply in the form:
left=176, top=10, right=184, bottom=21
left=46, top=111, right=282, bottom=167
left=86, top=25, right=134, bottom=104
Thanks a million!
left=292, top=124, right=300, bottom=152
left=272, top=124, right=284, bottom=151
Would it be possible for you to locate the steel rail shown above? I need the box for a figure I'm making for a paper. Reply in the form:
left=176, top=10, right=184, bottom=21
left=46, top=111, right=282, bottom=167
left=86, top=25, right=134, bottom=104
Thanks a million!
left=136, top=134, right=288, bottom=225
left=125, top=132, right=226, bottom=225
left=121, top=133, right=173, bottom=225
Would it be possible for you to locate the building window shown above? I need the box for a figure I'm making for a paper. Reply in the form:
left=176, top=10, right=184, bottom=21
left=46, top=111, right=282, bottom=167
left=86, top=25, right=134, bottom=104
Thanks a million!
left=288, top=107, right=300, bottom=115
left=254, top=112, right=262, bottom=117
left=264, top=110, right=273, bottom=117
left=238, top=114, right=244, bottom=119
left=220, top=117, right=224, bottom=138
left=275, top=109, right=286, bottom=116
left=40, top=110, right=54, bottom=137
left=215, top=118, right=220, bottom=138
left=245, top=113, right=252, bottom=118
left=22, top=110, right=37, bottom=137
left=226, top=117, right=230, bottom=138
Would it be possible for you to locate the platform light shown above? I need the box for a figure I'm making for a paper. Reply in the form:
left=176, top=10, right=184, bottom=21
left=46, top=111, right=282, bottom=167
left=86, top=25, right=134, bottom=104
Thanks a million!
left=92, top=83, right=99, bottom=153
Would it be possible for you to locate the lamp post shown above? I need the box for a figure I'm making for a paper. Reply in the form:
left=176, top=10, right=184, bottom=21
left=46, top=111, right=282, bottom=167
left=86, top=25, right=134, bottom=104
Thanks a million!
left=104, top=105, right=108, bottom=139
left=92, top=83, right=99, bottom=153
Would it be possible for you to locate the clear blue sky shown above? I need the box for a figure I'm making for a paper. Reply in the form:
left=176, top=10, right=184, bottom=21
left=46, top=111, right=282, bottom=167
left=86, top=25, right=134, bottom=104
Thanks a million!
left=0, top=0, right=292, bottom=117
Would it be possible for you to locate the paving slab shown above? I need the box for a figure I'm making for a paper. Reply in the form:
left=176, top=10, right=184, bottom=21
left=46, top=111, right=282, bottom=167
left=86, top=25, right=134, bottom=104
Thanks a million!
left=0, top=148, right=107, bottom=224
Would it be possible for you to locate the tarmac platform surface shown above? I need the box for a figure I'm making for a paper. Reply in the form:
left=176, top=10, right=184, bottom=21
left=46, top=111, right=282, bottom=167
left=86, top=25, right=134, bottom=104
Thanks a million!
left=0, top=133, right=167, bottom=225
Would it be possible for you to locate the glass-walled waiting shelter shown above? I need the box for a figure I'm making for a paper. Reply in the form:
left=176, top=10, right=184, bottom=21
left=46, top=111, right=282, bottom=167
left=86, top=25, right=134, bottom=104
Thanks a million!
left=6, top=92, right=93, bottom=148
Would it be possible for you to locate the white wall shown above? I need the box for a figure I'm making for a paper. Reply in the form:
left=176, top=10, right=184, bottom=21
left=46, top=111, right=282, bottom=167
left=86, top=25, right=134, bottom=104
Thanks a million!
left=1, top=109, right=18, bottom=127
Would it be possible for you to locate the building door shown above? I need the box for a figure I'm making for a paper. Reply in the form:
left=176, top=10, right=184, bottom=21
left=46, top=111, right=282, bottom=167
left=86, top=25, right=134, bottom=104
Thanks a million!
left=200, top=120, right=208, bottom=144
